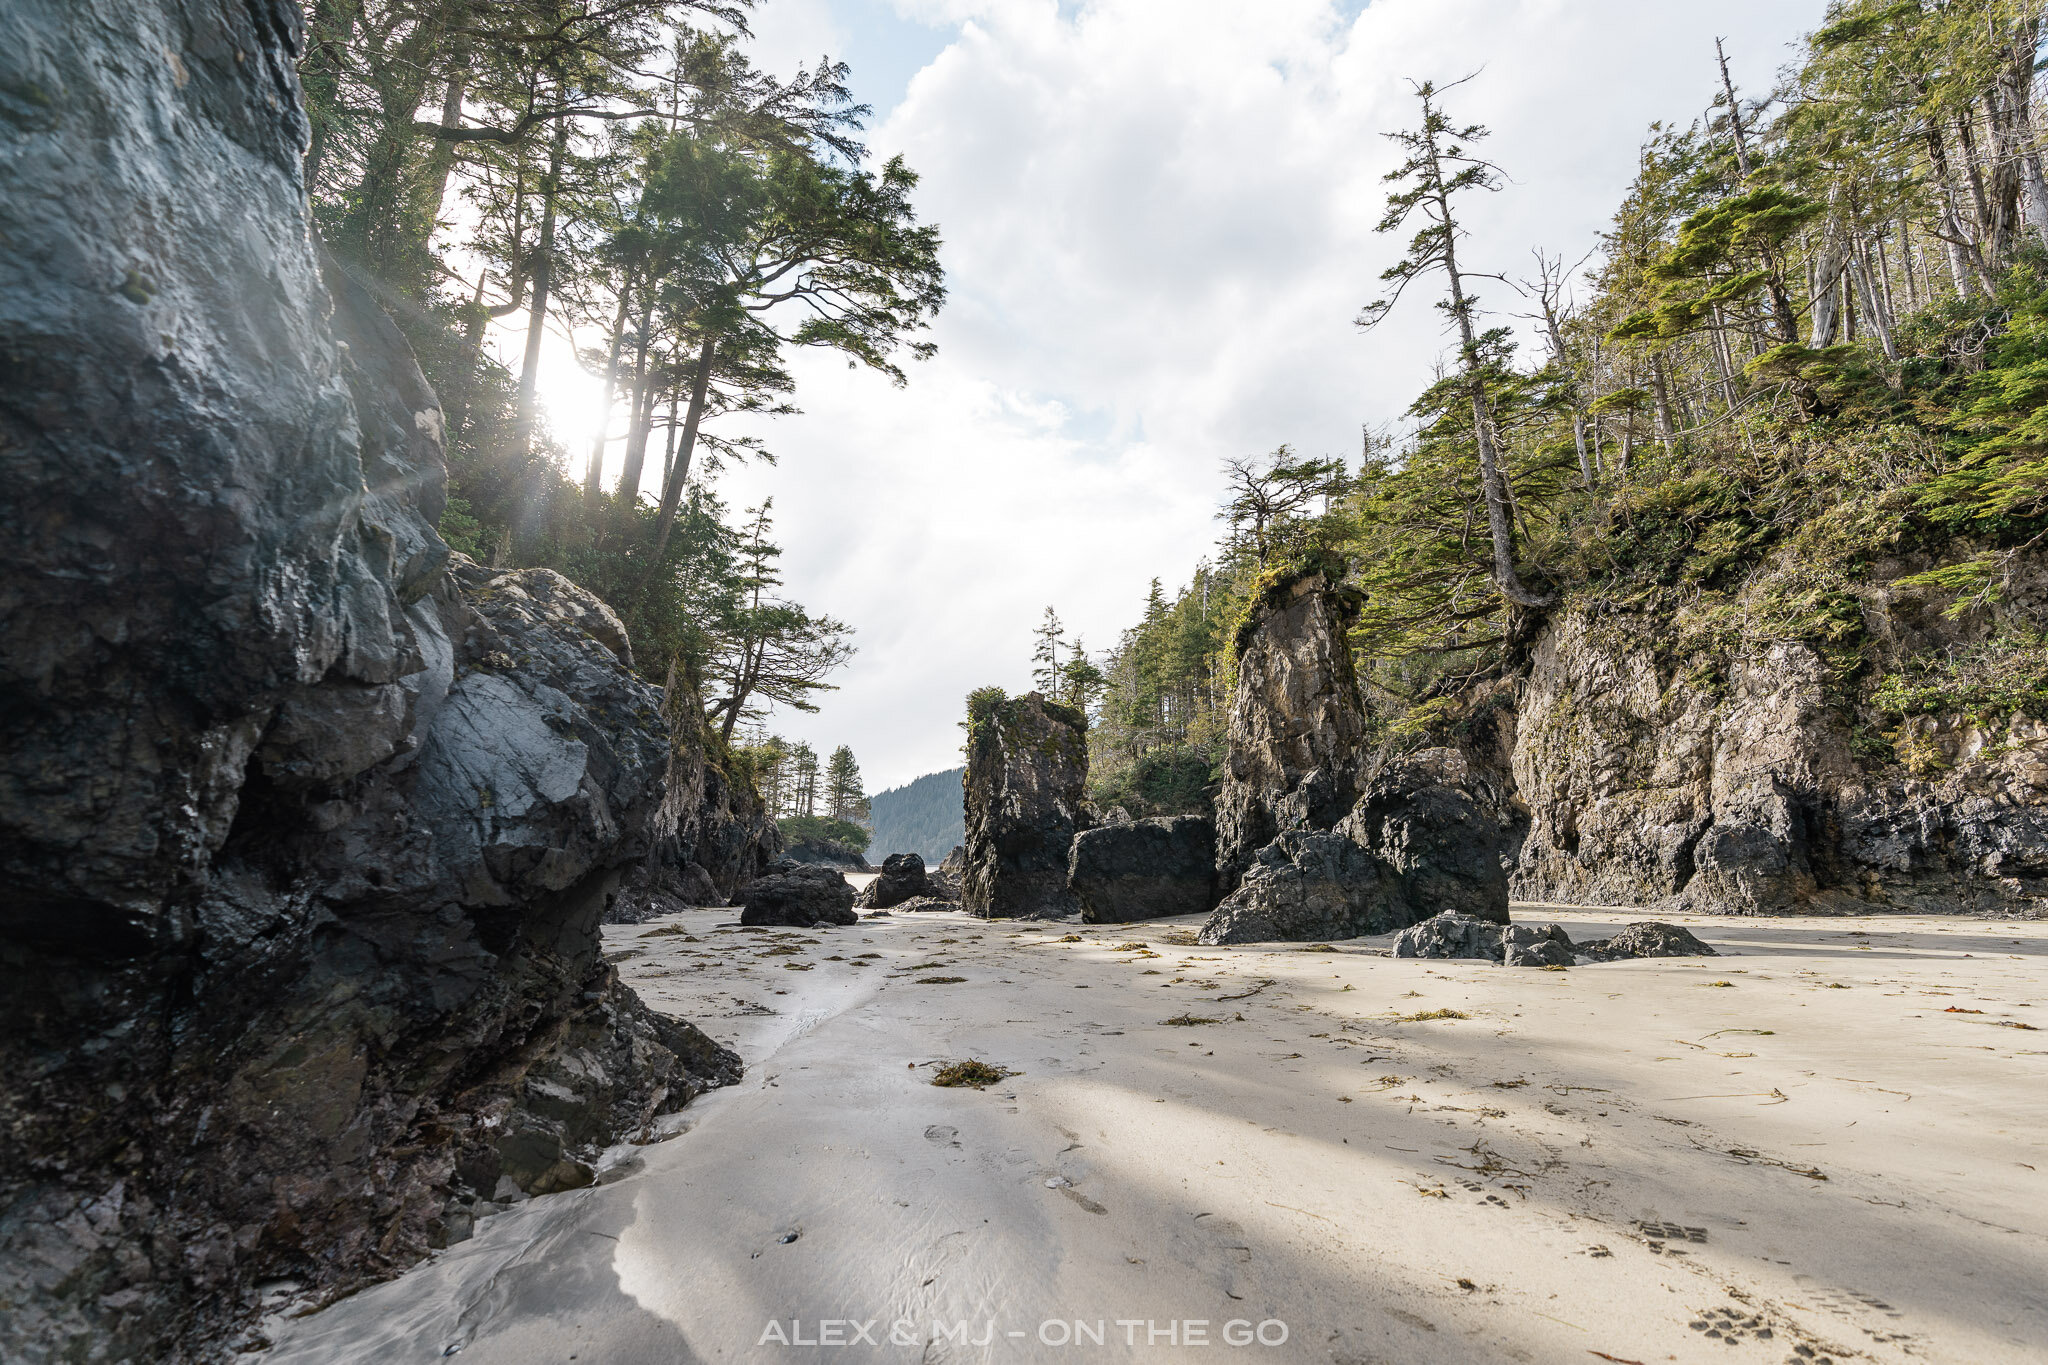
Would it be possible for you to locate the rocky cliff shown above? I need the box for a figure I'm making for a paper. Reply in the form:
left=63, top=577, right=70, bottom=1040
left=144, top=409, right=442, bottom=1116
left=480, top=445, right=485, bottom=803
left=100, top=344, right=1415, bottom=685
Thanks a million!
left=0, top=5, right=735, bottom=1358
left=1213, top=570, right=1370, bottom=891
left=962, top=691, right=1091, bottom=918
left=1509, top=600, right=2048, bottom=916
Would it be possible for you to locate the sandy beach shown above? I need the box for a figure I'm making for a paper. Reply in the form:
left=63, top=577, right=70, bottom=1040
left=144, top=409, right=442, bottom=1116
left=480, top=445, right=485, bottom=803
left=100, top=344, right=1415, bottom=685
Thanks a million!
left=265, top=906, right=2048, bottom=1364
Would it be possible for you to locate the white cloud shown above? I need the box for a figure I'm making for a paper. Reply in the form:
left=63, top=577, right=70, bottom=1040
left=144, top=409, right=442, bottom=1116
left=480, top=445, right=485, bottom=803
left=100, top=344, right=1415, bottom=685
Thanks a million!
left=554, top=0, right=1828, bottom=792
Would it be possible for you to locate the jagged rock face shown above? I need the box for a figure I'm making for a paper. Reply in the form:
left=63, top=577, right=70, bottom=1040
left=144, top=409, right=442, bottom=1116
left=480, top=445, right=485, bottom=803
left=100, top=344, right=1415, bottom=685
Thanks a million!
left=1501, top=924, right=1575, bottom=967
left=1344, top=748, right=1511, bottom=924
left=1512, top=614, right=1838, bottom=913
left=1392, top=912, right=1509, bottom=960
left=1069, top=816, right=1217, bottom=923
left=1198, top=749, right=1510, bottom=945
left=857, top=852, right=930, bottom=909
left=1214, top=573, right=1368, bottom=889
left=1512, top=608, right=2048, bottom=915
left=0, top=6, right=735, bottom=1359
left=1197, top=830, right=1389, bottom=944
left=739, top=860, right=859, bottom=927
left=962, top=692, right=1091, bottom=918
left=659, top=663, right=782, bottom=902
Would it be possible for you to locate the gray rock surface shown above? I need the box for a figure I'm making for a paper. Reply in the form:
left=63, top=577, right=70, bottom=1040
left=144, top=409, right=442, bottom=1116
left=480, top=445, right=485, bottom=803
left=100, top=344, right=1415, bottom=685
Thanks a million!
left=1509, top=606, right=2048, bottom=916
left=1390, top=915, right=1575, bottom=965
left=1344, top=748, right=1511, bottom=924
left=1392, top=911, right=1509, bottom=960
left=784, top=836, right=874, bottom=870
left=1575, top=922, right=1719, bottom=961
left=1501, top=923, right=1576, bottom=967
left=1199, top=749, right=1513, bottom=945
left=739, top=860, right=859, bottom=927
left=1069, top=816, right=1218, bottom=923
left=0, top=7, right=736, bottom=1358
left=1198, top=831, right=1391, bottom=944
left=962, top=692, right=1091, bottom=918
left=858, top=852, right=931, bottom=909
left=1214, top=571, right=1368, bottom=890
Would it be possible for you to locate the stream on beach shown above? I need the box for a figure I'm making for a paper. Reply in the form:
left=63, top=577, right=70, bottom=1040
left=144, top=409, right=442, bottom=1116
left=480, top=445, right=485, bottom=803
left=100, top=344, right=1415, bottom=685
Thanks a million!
left=266, top=904, right=2048, bottom=1364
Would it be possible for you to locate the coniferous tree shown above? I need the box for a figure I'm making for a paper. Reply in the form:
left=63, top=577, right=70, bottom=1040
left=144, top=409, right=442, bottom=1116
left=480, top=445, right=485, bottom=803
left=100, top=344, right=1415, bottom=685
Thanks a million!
left=1030, top=607, right=1066, bottom=695
left=825, top=746, right=869, bottom=825
left=1359, top=78, right=1554, bottom=609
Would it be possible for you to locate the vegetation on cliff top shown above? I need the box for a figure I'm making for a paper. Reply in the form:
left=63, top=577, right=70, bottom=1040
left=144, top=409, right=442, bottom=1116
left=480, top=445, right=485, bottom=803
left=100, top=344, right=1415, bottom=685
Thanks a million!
left=298, top=0, right=943, bottom=799
left=1063, top=0, right=2048, bottom=804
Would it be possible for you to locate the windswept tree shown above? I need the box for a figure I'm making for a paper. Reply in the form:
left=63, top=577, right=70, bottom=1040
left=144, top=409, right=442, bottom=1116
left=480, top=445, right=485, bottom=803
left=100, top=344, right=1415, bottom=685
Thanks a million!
left=1217, top=445, right=1349, bottom=566
left=629, top=141, right=947, bottom=572
left=707, top=500, right=856, bottom=743
left=1359, top=77, right=1554, bottom=609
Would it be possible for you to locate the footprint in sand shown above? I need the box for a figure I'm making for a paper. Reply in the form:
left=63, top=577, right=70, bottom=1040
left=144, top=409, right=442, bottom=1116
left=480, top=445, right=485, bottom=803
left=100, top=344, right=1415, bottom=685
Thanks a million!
left=923, top=1125, right=960, bottom=1149
left=1685, top=1304, right=1774, bottom=1345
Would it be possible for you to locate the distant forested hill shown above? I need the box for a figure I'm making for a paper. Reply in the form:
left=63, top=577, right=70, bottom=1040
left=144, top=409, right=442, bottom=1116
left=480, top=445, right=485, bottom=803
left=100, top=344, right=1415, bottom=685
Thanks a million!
left=868, top=768, right=965, bottom=864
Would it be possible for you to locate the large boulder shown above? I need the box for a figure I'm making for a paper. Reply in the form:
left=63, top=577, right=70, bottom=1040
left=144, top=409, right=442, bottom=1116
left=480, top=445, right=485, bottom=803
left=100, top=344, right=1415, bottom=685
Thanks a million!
left=1501, top=923, right=1576, bottom=967
left=1576, top=921, right=1719, bottom=961
left=1198, top=831, right=1392, bottom=944
left=1069, top=816, right=1218, bottom=922
left=0, top=7, right=735, bottom=1358
left=1392, top=912, right=1509, bottom=960
left=962, top=691, right=1091, bottom=918
left=739, top=860, right=859, bottom=927
left=1343, top=748, right=1511, bottom=924
left=1214, top=570, right=1369, bottom=890
left=1198, top=749, right=1513, bottom=945
left=858, top=852, right=930, bottom=909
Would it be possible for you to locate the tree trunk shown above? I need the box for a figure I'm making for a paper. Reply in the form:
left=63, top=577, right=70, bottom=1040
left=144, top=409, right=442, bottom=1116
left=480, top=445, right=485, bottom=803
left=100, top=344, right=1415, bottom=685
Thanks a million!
left=1851, top=239, right=1898, bottom=360
left=1650, top=352, right=1677, bottom=452
left=585, top=283, right=632, bottom=496
left=1926, top=126, right=1988, bottom=296
left=513, top=119, right=570, bottom=458
left=645, top=334, right=718, bottom=570
left=415, top=55, right=469, bottom=231
left=614, top=292, right=658, bottom=500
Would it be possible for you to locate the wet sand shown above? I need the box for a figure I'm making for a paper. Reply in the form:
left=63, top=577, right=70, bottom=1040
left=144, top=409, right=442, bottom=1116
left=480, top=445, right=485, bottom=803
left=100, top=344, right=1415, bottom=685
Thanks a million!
left=266, top=908, right=2048, bottom=1363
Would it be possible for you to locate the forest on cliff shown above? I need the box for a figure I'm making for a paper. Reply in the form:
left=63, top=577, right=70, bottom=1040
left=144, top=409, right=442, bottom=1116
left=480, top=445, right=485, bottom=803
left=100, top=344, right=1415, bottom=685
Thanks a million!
left=1061, top=0, right=2048, bottom=815
left=299, top=0, right=939, bottom=800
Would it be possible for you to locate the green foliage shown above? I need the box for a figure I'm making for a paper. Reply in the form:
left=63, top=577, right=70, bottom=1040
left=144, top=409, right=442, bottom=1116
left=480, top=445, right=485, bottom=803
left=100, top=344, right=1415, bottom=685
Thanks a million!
left=1870, top=632, right=2048, bottom=725
left=1088, top=744, right=1216, bottom=818
left=777, top=814, right=871, bottom=852
left=1098, top=8, right=2048, bottom=750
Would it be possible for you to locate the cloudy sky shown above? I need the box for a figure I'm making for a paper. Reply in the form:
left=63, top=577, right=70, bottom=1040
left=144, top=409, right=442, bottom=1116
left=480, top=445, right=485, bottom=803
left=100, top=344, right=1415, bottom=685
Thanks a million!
left=522, top=0, right=1827, bottom=794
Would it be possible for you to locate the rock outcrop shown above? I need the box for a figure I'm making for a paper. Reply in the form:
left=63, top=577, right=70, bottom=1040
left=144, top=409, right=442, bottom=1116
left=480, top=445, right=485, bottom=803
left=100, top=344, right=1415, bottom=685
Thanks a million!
left=662, top=662, right=782, bottom=901
left=1346, top=748, right=1511, bottom=923
left=857, top=852, right=931, bottom=909
left=1198, top=830, right=1392, bottom=944
left=1392, top=912, right=1510, bottom=960
left=1575, top=921, right=1718, bottom=961
left=1069, top=816, right=1218, bottom=922
left=1511, top=605, right=2048, bottom=916
left=1198, top=750, right=1512, bottom=944
left=962, top=691, right=1091, bottom=918
left=783, top=836, right=873, bottom=870
left=1390, top=914, right=1708, bottom=965
left=1214, top=570, right=1369, bottom=890
left=0, top=7, right=735, bottom=1358
left=739, top=860, right=859, bottom=927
